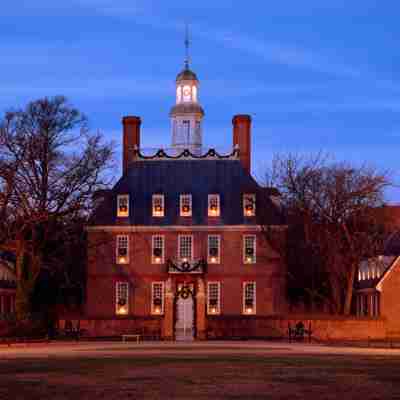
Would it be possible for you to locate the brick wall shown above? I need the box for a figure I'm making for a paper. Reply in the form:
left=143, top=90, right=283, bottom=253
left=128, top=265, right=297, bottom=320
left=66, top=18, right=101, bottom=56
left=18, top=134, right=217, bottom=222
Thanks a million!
left=86, top=229, right=286, bottom=319
left=207, top=315, right=387, bottom=341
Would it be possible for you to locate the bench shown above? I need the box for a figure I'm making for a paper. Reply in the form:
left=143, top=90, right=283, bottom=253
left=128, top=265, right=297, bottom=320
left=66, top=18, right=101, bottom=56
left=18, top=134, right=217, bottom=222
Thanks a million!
left=122, top=334, right=141, bottom=343
left=288, top=321, right=313, bottom=343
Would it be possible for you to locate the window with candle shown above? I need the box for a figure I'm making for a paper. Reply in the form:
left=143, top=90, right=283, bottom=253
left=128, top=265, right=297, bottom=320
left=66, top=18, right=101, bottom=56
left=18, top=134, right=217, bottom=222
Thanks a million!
left=115, top=282, right=129, bottom=315
left=151, top=282, right=164, bottom=315
left=243, top=194, right=256, bottom=217
left=116, top=235, right=129, bottom=264
left=179, top=235, right=193, bottom=262
left=152, top=194, right=165, bottom=217
left=243, top=282, right=256, bottom=315
left=208, top=235, right=221, bottom=264
left=152, top=235, right=165, bottom=264
left=180, top=194, right=192, bottom=217
left=243, top=235, right=256, bottom=264
left=207, top=282, right=221, bottom=315
left=117, top=195, right=129, bottom=217
left=208, top=194, right=220, bottom=217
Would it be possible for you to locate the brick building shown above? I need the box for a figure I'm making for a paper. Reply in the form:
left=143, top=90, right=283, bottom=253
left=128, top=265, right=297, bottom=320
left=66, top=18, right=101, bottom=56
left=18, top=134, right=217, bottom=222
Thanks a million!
left=86, top=57, right=286, bottom=340
left=0, top=252, right=16, bottom=316
left=356, top=215, right=400, bottom=331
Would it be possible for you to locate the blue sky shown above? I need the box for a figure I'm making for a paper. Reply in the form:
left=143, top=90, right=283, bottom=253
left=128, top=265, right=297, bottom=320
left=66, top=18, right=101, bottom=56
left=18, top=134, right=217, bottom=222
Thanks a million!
left=1, top=1, right=400, bottom=201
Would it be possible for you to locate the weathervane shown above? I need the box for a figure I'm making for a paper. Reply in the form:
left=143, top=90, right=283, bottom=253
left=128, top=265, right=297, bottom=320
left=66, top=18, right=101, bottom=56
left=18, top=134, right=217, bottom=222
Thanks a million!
left=184, top=23, right=190, bottom=69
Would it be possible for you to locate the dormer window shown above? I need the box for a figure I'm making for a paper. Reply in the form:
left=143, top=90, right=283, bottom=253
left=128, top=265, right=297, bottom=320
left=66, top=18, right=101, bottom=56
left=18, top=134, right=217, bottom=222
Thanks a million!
left=208, top=194, right=220, bottom=217
left=180, top=194, right=192, bottom=217
left=117, top=195, right=129, bottom=217
left=152, top=194, right=165, bottom=217
left=243, top=194, right=256, bottom=217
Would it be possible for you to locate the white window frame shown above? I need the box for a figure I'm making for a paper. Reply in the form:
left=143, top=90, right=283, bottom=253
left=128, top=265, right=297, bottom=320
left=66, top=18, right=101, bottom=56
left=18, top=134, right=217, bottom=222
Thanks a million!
left=152, top=194, right=165, bottom=217
left=208, top=194, right=220, bottom=217
left=152, top=235, right=165, bottom=264
left=242, top=281, right=256, bottom=315
left=151, top=282, right=165, bottom=315
left=115, top=281, right=129, bottom=315
left=207, top=282, right=221, bottom=315
left=243, top=194, right=256, bottom=217
left=208, top=235, right=221, bottom=264
left=117, top=194, right=129, bottom=217
left=116, top=235, right=129, bottom=264
left=243, top=235, right=256, bottom=264
left=178, top=234, right=193, bottom=262
left=180, top=194, right=192, bottom=217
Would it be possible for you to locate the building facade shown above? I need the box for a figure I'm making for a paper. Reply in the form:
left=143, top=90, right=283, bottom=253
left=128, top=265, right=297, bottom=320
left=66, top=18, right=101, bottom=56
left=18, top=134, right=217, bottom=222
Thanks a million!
left=0, top=253, right=16, bottom=317
left=86, top=60, right=286, bottom=340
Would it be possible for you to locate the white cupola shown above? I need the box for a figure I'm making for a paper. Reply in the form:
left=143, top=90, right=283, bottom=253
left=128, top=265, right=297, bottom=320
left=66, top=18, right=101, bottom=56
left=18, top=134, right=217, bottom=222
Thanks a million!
left=170, top=31, right=204, bottom=154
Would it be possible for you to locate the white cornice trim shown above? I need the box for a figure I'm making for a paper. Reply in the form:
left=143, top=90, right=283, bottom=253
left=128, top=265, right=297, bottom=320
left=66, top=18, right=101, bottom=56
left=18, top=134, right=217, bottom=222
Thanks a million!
left=86, top=225, right=287, bottom=232
left=376, top=256, right=400, bottom=292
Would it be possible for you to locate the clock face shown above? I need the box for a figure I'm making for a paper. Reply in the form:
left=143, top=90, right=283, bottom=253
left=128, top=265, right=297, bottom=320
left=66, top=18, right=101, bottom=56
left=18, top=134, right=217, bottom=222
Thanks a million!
left=183, top=86, right=191, bottom=100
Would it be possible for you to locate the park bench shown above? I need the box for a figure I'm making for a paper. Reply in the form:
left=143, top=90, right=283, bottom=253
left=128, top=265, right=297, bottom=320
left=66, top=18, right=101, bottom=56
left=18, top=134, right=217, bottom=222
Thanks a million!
left=288, top=321, right=313, bottom=343
left=61, top=319, right=86, bottom=341
left=121, top=334, right=141, bottom=343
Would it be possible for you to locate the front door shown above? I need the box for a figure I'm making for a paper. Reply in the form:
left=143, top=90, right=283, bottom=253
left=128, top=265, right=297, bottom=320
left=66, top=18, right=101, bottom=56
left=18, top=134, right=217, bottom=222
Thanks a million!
left=175, top=285, right=195, bottom=341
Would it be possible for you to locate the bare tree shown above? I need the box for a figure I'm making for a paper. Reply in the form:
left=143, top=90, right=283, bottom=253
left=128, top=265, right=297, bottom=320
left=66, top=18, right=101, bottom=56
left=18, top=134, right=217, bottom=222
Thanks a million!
left=0, top=96, right=114, bottom=318
left=262, top=153, right=391, bottom=315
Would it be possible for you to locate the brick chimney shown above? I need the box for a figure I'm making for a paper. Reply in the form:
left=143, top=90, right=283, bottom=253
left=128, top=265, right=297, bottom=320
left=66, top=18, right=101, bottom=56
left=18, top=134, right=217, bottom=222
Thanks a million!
left=122, top=116, right=141, bottom=174
left=232, top=114, right=251, bottom=174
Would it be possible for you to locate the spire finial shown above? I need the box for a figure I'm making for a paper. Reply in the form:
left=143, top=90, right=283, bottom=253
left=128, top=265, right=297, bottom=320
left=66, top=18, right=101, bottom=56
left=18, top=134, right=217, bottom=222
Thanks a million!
left=184, top=23, right=190, bottom=69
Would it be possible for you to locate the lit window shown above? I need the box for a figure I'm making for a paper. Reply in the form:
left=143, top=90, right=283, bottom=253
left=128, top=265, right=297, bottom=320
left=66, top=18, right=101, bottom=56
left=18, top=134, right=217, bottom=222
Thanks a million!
left=151, top=282, right=165, bottom=315
left=116, top=282, right=129, bottom=315
left=243, top=282, right=256, bottom=315
left=243, top=194, right=256, bottom=217
left=117, top=195, right=129, bottom=217
left=179, top=235, right=193, bottom=262
left=243, top=235, right=256, bottom=264
left=152, top=194, right=165, bottom=217
left=180, top=194, right=192, bottom=217
left=208, top=194, right=220, bottom=217
left=152, top=235, right=165, bottom=264
left=182, top=86, right=191, bottom=102
left=116, top=235, right=129, bottom=264
left=207, top=282, right=221, bottom=315
left=208, top=235, right=221, bottom=264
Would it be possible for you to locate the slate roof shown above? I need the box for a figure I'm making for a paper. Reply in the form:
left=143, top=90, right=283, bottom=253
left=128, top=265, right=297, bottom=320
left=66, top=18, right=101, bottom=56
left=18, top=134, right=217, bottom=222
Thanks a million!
left=90, top=159, right=285, bottom=227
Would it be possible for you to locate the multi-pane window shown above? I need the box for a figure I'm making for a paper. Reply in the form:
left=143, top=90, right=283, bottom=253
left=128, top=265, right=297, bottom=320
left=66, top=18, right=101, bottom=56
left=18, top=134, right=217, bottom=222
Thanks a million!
left=243, top=235, right=256, bottom=264
left=117, top=195, right=129, bottom=217
left=116, top=282, right=129, bottom=315
left=243, top=194, right=256, bottom=217
left=207, top=282, right=221, bottom=315
left=152, top=194, right=165, bottom=217
left=208, top=194, right=220, bottom=217
left=208, top=235, right=221, bottom=264
left=179, top=235, right=193, bottom=262
left=180, top=194, right=192, bottom=217
left=151, top=282, right=165, bottom=315
left=183, top=120, right=191, bottom=142
left=243, top=282, right=256, bottom=314
left=152, top=235, right=165, bottom=264
left=116, top=235, right=129, bottom=264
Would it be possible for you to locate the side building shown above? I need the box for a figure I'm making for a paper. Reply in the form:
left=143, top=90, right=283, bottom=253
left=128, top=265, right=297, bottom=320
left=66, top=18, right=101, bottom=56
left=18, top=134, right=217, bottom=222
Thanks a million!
left=86, top=61, right=286, bottom=340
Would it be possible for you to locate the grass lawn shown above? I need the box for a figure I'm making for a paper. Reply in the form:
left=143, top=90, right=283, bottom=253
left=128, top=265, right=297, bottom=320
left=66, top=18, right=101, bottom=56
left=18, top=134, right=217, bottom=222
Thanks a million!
left=1, top=352, right=400, bottom=399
